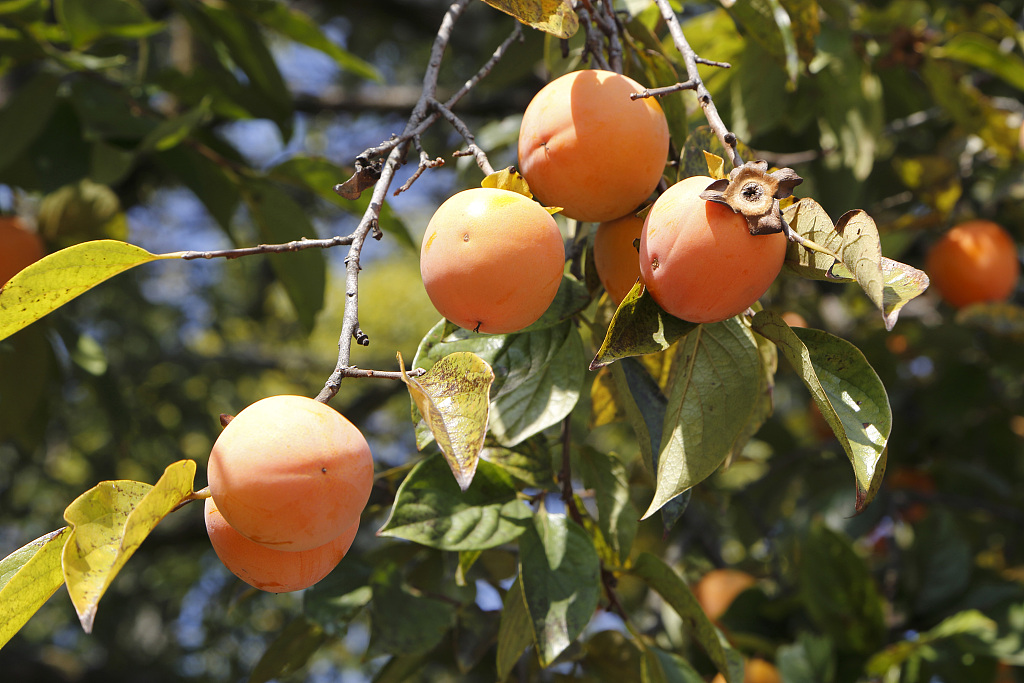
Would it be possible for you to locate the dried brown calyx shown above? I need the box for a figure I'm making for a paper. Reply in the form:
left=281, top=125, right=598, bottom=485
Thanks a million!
left=699, top=160, right=803, bottom=236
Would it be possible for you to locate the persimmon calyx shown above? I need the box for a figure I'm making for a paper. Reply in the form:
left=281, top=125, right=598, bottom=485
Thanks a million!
left=699, top=160, right=803, bottom=236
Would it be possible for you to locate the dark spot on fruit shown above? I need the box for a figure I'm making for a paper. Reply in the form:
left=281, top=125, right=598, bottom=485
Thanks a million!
left=463, top=233, right=470, bottom=242
left=321, top=467, right=327, bottom=474
left=650, top=258, right=659, bottom=271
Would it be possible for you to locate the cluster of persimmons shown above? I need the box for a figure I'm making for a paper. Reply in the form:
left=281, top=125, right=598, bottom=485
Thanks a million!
left=418, top=68, right=1020, bottom=333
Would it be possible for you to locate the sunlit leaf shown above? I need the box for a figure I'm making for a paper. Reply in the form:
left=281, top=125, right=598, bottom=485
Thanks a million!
left=642, top=319, right=762, bottom=519
left=519, top=511, right=600, bottom=667
left=56, top=0, right=163, bottom=48
left=399, top=351, right=494, bottom=490
left=249, top=618, right=326, bottom=683
left=677, top=127, right=755, bottom=180
left=0, top=240, right=178, bottom=343
left=783, top=198, right=845, bottom=280
left=591, top=282, right=697, bottom=369
left=935, top=32, right=1024, bottom=91
left=413, top=319, right=584, bottom=448
left=496, top=576, right=532, bottom=680
left=631, top=553, right=745, bottom=683
left=62, top=460, right=196, bottom=632
left=481, top=0, right=578, bottom=39
left=866, top=609, right=998, bottom=676
left=879, top=257, right=930, bottom=330
left=139, top=97, right=212, bottom=152
left=481, top=166, right=533, bottom=198
left=832, top=209, right=884, bottom=311
left=0, top=527, right=71, bottom=649
left=377, top=455, right=531, bottom=551
left=752, top=311, right=889, bottom=512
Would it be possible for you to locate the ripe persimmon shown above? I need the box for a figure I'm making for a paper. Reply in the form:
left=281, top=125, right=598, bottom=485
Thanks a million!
left=639, top=175, right=787, bottom=323
left=205, top=497, right=357, bottom=593
left=518, top=69, right=669, bottom=223
left=693, top=568, right=756, bottom=622
left=593, top=213, right=644, bottom=305
left=420, top=187, right=564, bottom=334
left=712, top=658, right=782, bottom=683
left=207, top=395, right=373, bottom=552
left=0, top=215, right=44, bottom=286
left=925, top=219, right=1019, bottom=308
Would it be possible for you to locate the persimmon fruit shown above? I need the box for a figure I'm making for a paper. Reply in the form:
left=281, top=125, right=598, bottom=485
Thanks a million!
left=420, top=187, right=564, bottom=334
left=639, top=175, right=787, bottom=323
left=0, top=215, right=45, bottom=286
left=693, top=567, right=756, bottom=622
left=593, top=213, right=644, bottom=305
left=711, top=658, right=782, bottom=683
left=518, top=69, right=669, bottom=223
left=205, top=497, right=357, bottom=593
left=207, top=395, right=373, bottom=552
left=925, top=219, right=1019, bottom=308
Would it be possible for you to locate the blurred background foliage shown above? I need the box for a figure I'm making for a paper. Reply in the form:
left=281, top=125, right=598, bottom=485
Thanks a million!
left=0, top=0, right=1023, bottom=681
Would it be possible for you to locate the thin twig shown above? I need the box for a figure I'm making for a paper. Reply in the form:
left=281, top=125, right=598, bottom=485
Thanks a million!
left=316, top=0, right=475, bottom=403
left=428, top=97, right=495, bottom=175
left=179, top=236, right=354, bottom=260
left=650, top=0, right=742, bottom=168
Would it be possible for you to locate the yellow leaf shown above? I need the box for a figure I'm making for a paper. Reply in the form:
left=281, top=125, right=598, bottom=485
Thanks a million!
left=399, top=352, right=494, bottom=491
left=481, top=167, right=533, bottom=198
left=62, top=460, right=196, bottom=632
left=703, top=151, right=727, bottom=180
left=481, top=0, right=578, bottom=39
left=0, top=527, right=71, bottom=649
left=0, top=239, right=180, bottom=342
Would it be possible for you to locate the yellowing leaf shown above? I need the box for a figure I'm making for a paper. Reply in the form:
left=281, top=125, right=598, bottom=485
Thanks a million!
left=399, top=352, right=494, bottom=491
left=0, top=527, right=71, bottom=649
left=481, top=166, right=533, bottom=198
left=481, top=0, right=578, bottom=38
left=0, top=239, right=180, bottom=342
left=62, top=460, right=196, bottom=632
left=703, top=151, right=726, bottom=180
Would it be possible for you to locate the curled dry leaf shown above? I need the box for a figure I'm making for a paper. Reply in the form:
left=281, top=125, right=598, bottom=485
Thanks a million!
left=700, top=160, right=803, bottom=236
left=334, top=157, right=383, bottom=200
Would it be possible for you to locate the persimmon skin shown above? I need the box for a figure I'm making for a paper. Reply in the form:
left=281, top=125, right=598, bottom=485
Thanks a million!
left=207, top=395, right=373, bottom=552
left=518, top=70, right=669, bottom=223
left=205, top=497, right=357, bottom=593
left=694, top=568, right=756, bottom=622
left=639, top=175, right=787, bottom=323
left=594, top=213, right=644, bottom=305
left=0, top=216, right=45, bottom=286
left=925, top=219, right=1019, bottom=308
left=420, top=187, right=564, bottom=334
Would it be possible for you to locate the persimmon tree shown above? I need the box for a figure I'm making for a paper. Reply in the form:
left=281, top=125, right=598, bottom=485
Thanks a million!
left=1, top=1, right=1024, bottom=682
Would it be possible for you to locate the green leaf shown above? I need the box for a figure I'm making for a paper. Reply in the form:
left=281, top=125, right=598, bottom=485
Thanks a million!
left=676, top=127, right=756, bottom=181
left=630, top=552, right=744, bottom=683
left=400, top=352, right=494, bottom=490
left=799, top=523, right=886, bottom=653
left=0, top=527, right=71, bottom=649
left=62, top=460, right=196, bottom=632
left=776, top=632, right=836, bottom=683
left=303, top=560, right=374, bottom=635
left=243, top=181, right=327, bottom=333
left=519, top=511, right=600, bottom=667
left=0, top=71, right=60, bottom=173
left=139, top=98, right=212, bottom=153
left=879, top=257, right=931, bottom=331
left=936, top=33, right=1024, bottom=91
left=0, top=0, right=43, bottom=15
left=579, top=448, right=638, bottom=566
left=36, top=179, right=122, bottom=245
left=481, top=0, right=578, bottom=38
left=481, top=443, right=556, bottom=489
left=368, top=565, right=455, bottom=657
left=523, top=275, right=591, bottom=332
left=956, top=302, right=1024, bottom=340
left=867, top=610, right=998, bottom=677
left=414, top=320, right=585, bottom=448
left=643, top=319, right=762, bottom=519
left=496, top=576, right=533, bottom=680
left=249, top=617, right=326, bottom=683
left=377, top=454, right=531, bottom=551
left=0, top=324, right=54, bottom=443
left=56, top=0, right=163, bottom=47
left=0, top=240, right=178, bottom=343
left=832, top=209, right=884, bottom=312
left=644, top=647, right=706, bottom=683
left=783, top=198, right=845, bottom=280
left=752, top=310, right=889, bottom=512
left=231, top=0, right=381, bottom=82
left=591, top=282, right=697, bottom=369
